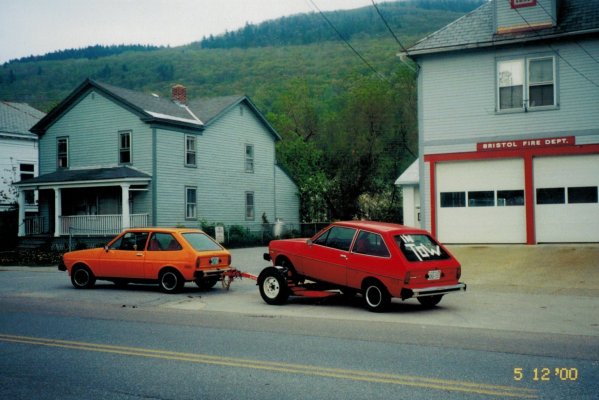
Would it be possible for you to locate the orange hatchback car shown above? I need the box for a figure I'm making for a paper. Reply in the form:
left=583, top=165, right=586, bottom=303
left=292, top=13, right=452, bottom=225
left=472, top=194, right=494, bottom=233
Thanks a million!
left=59, top=228, right=232, bottom=293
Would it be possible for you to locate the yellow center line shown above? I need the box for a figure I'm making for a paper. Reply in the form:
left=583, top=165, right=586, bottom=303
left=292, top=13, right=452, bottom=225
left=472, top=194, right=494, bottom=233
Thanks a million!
left=0, top=333, right=538, bottom=398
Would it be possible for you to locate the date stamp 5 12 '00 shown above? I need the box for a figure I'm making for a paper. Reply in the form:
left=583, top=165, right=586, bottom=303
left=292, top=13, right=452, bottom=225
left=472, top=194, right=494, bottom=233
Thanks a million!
left=513, top=367, right=579, bottom=382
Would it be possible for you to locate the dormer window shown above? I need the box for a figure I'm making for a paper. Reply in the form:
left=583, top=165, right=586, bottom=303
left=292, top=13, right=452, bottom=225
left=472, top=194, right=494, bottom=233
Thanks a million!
left=511, top=0, right=537, bottom=8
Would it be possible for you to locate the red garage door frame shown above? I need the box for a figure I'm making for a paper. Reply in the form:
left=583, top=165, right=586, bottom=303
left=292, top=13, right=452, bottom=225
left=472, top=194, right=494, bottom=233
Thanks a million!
left=424, top=143, right=599, bottom=244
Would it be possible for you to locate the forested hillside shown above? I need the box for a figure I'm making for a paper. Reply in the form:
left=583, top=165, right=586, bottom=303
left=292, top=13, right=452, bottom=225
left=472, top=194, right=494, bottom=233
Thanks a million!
left=0, top=0, right=484, bottom=222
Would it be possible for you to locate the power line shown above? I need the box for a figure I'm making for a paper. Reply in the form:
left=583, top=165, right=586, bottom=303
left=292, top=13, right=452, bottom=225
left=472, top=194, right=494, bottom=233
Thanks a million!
left=370, top=0, right=408, bottom=53
left=533, top=0, right=599, bottom=65
left=370, top=0, right=418, bottom=73
left=512, top=4, right=599, bottom=88
left=307, top=0, right=390, bottom=83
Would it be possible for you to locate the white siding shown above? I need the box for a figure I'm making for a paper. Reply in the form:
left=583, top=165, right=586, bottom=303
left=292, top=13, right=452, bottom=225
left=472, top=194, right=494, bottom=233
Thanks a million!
left=0, top=135, right=38, bottom=210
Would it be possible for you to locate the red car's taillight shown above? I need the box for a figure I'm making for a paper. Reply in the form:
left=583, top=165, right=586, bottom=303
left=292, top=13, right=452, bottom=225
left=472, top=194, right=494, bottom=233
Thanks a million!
left=404, top=271, right=411, bottom=284
left=456, top=266, right=461, bottom=280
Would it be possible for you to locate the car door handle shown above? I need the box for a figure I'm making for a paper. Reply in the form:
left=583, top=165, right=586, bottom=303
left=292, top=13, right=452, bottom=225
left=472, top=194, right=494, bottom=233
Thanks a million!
left=340, top=254, right=348, bottom=259
left=136, top=253, right=144, bottom=257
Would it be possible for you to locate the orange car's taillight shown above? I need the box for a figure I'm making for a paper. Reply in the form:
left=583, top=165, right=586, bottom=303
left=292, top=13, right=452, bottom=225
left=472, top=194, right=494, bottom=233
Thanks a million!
left=196, top=257, right=201, bottom=269
left=227, top=255, right=231, bottom=265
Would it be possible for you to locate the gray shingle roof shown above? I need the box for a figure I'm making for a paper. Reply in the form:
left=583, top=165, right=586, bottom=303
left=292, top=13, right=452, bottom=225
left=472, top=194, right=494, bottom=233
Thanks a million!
left=14, top=166, right=150, bottom=187
left=31, top=79, right=280, bottom=140
left=93, top=81, right=196, bottom=122
left=0, top=101, right=45, bottom=136
left=408, top=0, right=599, bottom=56
left=188, top=95, right=245, bottom=125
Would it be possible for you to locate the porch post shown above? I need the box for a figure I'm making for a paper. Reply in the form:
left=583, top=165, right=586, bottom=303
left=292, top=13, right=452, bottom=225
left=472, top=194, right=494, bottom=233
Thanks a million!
left=17, top=189, right=26, bottom=237
left=54, top=187, right=62, bottom=237
left=121, top=184, right=130, bottom=230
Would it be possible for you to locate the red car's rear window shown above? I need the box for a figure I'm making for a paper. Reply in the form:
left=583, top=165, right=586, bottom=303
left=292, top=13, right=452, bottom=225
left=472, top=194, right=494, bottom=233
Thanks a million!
left=394, top=234, right=450, bottom=262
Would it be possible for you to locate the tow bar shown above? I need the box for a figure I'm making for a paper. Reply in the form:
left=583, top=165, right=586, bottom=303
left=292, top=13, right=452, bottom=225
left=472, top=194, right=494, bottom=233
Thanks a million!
left=222, top=267, right=339, bottom=299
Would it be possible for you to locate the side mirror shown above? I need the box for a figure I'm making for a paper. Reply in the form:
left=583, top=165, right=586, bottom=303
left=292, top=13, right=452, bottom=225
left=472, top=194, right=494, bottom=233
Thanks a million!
left=104, top=246, right=109, bottom=252
left=306, top=239, right=313, bottom=247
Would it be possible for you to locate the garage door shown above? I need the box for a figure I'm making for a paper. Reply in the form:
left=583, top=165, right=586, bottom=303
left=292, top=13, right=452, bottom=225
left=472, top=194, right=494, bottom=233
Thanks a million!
left=436, top=159, right=526, bottom=243
left=534, top=154, right=599, bottom=243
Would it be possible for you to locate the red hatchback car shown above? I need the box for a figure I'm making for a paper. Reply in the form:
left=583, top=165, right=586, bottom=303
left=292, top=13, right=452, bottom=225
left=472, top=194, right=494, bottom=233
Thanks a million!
left=262, top=221, right=466, bottom=311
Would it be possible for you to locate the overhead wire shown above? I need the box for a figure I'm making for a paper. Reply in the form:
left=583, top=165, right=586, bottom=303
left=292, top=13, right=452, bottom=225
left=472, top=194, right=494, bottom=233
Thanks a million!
left=307, top=0, right=390, bottom=83
left=512, top=2, right=599, bottom=88
left=370, top=0, right=418, bottom=73
left=533, top=0, right=599, bottom=65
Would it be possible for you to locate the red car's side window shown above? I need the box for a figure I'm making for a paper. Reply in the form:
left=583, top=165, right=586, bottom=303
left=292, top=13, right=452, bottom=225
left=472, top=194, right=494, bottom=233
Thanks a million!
left=313, top=226, right=356, bottom=251
left=352, top=231, right=390, bottom=258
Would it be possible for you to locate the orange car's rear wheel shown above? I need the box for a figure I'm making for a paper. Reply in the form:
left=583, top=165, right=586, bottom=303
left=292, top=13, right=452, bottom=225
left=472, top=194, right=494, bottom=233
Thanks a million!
left=159, top=269, right=184, bottom=293
left=195, top=277, right=219, bottom=290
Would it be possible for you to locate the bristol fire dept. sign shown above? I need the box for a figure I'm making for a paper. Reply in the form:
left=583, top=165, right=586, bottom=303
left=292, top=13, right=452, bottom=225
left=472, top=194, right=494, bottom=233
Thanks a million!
left=477, top=136, right=575, bottom=151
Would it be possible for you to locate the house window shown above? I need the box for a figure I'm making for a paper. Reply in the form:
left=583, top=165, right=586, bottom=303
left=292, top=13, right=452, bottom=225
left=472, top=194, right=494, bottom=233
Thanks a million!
left=497, top=56, right=555, bottom=111
left=57, top=137, right=68, bottom=168
left=119, top=131, right=131, bottom=164
left=185, top=135, right=197, bottom=167
left=245, top=191, right=255, bottom=220
left=245, top=144, right=254, bottom=173
left=440, top=192, right=466, bottom=208
left=528, top=57, right=555, bottom=108
left=498, top=60, right=524, bottom=110
left=511, top=0, right=537, bottom=9
left=186, top=187, right=197, bottom=219
left=19, top=163, right=35, bottom=205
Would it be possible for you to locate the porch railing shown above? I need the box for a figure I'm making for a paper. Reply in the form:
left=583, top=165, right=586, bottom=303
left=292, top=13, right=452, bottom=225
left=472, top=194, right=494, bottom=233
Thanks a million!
left=24, top=216, right=47, bottom=235
left=59, top=214, right=149, bottom=236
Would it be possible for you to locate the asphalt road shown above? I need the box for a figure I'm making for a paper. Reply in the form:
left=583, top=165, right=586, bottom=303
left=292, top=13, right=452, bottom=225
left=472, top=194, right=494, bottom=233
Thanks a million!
left=0, top=246, right=598, bottom=399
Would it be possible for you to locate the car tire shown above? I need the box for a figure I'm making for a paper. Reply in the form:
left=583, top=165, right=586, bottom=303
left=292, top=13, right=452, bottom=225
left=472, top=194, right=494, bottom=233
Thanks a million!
left=417, top=295, right=443, bottom=308
left=71, top=265, right=96, bottom=289
left=195, top=277, right=219, bottom=290
left=362, top=281, right=390, bottom=312
left=258, top=267, right=289, bottom=305
left=159, top=269, right=184, bottom=293
left=278, top=257, right=304, bottom=284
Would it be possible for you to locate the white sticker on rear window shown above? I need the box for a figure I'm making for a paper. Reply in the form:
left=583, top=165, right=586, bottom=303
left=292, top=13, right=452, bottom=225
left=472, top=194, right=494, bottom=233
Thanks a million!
left=397, top=234, right=447, bottom=262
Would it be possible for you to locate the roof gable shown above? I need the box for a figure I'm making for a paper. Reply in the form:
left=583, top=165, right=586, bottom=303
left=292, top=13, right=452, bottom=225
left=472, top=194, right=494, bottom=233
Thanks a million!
left=188, top=95, right=281, bottom=140
left=31, top=79, right=203, bottom=135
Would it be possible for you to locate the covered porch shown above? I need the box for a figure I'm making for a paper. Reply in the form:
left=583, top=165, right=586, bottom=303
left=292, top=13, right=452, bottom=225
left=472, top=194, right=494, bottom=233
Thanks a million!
left=14, top=166, right=152, bottom=237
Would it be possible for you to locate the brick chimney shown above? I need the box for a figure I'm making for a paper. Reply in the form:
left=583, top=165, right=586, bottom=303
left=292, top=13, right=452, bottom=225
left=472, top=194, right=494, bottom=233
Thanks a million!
left=171, top=84, right=187, bottom=104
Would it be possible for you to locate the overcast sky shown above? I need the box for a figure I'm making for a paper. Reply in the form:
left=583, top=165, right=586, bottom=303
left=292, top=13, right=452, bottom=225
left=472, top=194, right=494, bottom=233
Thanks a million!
left=0, top=0, right=377, bottom=63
